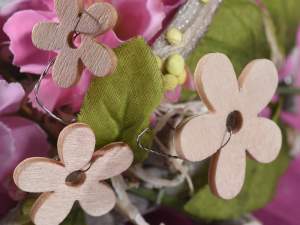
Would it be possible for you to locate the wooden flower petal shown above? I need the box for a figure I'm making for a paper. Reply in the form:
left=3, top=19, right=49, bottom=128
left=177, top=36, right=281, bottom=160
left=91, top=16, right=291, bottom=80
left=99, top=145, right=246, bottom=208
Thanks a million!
left=52, top=49, right=83, bottom=88
left=79, top=182, right=116, bottom=217
left=244, top=117, right=282, bottom=163
left=239, top=59, right=278, bottom=116
left=31, top=191, right=74, bottom=225
left=32, top=22, right=63, bottom=51
left=55, top=0, right=83, bottom=23
left=13, top=158, right=66, bottom=193
left=87, top=143, right=134, bottom=181
left=209, top=141, right=246, bottom=200
left=80, top=38, right=117, bottom=77
left=194, top=53, right=239, bottom=112
left=76, top=2, right=118, bottom=36
left=57, top=123, right=95, bottom=172
left=175, top=113, right=226, bottom=161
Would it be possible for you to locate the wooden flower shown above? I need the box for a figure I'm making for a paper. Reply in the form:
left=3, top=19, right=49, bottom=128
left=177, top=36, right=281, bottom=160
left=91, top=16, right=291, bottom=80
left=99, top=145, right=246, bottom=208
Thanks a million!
left=32, top=0, right=118, bottom=88
left=14, top=123, right=133, bottom=225
left=175, top=53, right=282, bottom=199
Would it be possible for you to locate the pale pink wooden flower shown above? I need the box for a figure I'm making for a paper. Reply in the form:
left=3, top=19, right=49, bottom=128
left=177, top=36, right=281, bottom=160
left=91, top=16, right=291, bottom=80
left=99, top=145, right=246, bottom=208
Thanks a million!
left=31, top=0, right=117, bottom=88
left=13, top=123, right=133, bottom=225
left=176, top=53, right=282, bottom=199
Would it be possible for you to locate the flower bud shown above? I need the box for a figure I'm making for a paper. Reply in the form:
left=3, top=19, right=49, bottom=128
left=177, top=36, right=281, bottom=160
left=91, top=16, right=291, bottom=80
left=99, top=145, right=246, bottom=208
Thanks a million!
left=166, top=54, right=185, bottom=76
left=177, top=71, right=187, bottom=85
left=163, top=74, right=179, bottom=91
left=166, top=28, right=183, bottom=45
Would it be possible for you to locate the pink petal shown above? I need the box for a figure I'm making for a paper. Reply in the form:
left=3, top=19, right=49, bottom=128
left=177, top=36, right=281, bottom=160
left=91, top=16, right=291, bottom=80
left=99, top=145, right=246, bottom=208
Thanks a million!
left=0, top=0, right=53, bottom=42
left=0, top=116, right=49, bottom=215
left=161, top=0, right=186, bottom=14
left=0, top=78, right=25, bottom=116
left=183, top=70, right=196, bottom=90
left=3, top=9, right=56, bottom=74
left=279, top=27, right=300, bottom=79
left=165, top=85, right=181, bottom=103
left=281, top=112, right=300, bottom=131
left=112, top=0, right=165, bottom=41
left=0, top=191, right=16, bottom=217
left=255, top=155, right=300, bottom=225
left=0, top=0, right=52, bottom=15
left=279, top=48, right=300, bottom=80
left=161, top=0, right=186, bottom=26
left=259, top=107, right=271, bottom=118
left=98, top=30, right=123, bottom=48
left=0, top=117, right=49, bottom=183
left=28, top=71, right=92, bottom=112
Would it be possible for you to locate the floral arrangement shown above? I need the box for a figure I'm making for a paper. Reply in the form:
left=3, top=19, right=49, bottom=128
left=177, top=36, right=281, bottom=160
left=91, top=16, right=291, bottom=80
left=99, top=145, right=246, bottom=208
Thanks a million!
left=0, top=0, right=299, bottom=225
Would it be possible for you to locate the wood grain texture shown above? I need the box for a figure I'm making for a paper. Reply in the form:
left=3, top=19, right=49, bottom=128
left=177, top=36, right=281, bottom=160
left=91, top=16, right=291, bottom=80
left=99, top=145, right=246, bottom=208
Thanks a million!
left=57, top=123, right=95, bottom=172
left=31, top=0, right=117, bottom=88
left=13, top=123, right=134, bottom=224
left=175, top=53, right=282, bottom=199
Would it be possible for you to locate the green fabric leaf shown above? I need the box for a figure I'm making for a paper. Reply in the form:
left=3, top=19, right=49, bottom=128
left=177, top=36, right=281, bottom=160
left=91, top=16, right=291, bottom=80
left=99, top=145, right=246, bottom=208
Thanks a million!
left=184, top=136, right=290, bottom=221
left=61, top=207, right=86, bottom=225
left=187, top=0, right=270, bottom=74
left=78, top=38, right=163, bottom=162
left=261, top=0, right=300, bottom=53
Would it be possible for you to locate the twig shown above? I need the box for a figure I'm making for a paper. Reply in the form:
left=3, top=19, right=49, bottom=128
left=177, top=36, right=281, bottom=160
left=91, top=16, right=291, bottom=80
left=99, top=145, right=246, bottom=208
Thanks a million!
left=131, top=165, right=185, bottom=189
left=152, top=0, right=223, bottom=59
left=111, top=176, right=150, bottom=225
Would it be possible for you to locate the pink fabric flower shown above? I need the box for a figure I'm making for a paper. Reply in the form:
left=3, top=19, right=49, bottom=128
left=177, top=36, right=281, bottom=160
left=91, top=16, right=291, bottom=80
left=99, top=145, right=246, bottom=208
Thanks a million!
left=279, top=28, right=300, bottom=131
left=255, top=154, right=300, bottom=225
left=2, top=0, right=185, bottom=112
left=0, top=77, right=49, bottom=217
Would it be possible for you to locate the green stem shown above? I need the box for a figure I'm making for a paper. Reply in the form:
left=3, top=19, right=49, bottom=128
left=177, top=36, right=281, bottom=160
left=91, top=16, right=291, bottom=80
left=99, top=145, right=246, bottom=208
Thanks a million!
left=277, top=86, right=300, bottom=95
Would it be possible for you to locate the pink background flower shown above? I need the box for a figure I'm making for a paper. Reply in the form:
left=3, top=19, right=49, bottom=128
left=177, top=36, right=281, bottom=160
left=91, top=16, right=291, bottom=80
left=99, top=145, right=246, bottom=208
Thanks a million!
left=279, top=28, right=300, bottom=131
left=0, top=77, right=49, bottom=217
left=255, top=154, right=300, bottom=225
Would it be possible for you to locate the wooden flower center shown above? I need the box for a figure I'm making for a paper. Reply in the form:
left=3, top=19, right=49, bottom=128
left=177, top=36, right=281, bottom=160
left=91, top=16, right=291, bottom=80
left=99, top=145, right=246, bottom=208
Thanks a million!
left=226, top=110, right=243, bottom=133
left=65, top=170, right=86, bottom=187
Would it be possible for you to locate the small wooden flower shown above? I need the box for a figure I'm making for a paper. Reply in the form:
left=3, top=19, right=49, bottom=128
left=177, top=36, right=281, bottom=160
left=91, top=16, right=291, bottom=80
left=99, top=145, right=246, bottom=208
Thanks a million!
left=175, top=53, right=282, bottom=199
left=14, top=123, right=133, bottom=225
left=32, top=0, right=118, bottom=88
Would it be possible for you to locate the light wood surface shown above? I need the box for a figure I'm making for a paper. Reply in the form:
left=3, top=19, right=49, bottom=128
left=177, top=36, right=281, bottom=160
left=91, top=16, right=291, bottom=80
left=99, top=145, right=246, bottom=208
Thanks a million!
left=175, top=53, right=282, bottom=199
left=14, top=123, right=134, bottom=225
left=32, top=0, right=117, bottom=88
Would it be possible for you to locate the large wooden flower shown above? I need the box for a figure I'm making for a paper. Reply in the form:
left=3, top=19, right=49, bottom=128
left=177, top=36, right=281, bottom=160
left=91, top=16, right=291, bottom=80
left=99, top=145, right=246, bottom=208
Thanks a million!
left=32, top=0, right=118, bottom=88
left=175, top=53, right=282, bottom=199
left=14, top=123, right=133, bottom=225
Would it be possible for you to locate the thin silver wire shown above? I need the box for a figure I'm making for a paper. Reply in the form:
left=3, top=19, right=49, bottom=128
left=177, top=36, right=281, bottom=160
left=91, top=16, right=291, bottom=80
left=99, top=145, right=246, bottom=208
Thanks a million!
left=33, top=58, right=77, bottom=125
left=34, top=9, right=103, bottom=125
left=74, top=9, right=100, bottom=35
left=137, top=127, right=233, bottom=160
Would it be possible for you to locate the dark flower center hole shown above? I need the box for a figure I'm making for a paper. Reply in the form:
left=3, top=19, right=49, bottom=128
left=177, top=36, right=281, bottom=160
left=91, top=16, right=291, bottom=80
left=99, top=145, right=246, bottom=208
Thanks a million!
left=67, top=32, right=82, bottom=49
left=226, top=110, right=243, bottom=133
left=65, top=170, right=86, bottom=187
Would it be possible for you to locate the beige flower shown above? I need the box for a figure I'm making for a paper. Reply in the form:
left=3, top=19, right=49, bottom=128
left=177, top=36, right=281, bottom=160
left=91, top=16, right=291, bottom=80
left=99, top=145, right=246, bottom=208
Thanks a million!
left=32, top=0, right=118, bottom=88
left=14, top=123, right=133, bottom=225
left=176, top=53, right=282, bottom=199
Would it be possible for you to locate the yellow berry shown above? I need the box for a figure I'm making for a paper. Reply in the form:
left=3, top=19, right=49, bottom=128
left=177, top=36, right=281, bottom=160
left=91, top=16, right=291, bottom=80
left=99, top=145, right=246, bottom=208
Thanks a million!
left=177, top=71, right=187, bottom=85
left=163, top=74, right=179, bottom=91
left=166, top=28, right=183, bottom=45
left=155, top=55, right=163, bottom=70
left=165, top=54, right=185, bottom=76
